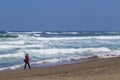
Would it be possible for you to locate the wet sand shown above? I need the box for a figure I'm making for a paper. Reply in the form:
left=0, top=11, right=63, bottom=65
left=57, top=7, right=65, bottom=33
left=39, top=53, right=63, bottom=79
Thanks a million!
left=0, top=57, right=120, bottom=80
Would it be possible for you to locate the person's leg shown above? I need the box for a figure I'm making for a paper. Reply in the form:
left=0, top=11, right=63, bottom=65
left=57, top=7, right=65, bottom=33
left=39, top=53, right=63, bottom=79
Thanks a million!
left=24, top=62, right=27, bottom=69
left=27, top=61, right=31, bottom=69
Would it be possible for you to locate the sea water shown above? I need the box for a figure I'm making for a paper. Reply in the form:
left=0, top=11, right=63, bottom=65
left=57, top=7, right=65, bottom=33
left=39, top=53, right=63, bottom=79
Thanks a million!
left=0, top=31, right=120, bottom=71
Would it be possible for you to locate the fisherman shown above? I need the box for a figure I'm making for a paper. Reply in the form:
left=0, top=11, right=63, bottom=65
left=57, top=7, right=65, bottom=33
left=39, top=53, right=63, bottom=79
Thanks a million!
left=24, top=54, right=31, bottom=69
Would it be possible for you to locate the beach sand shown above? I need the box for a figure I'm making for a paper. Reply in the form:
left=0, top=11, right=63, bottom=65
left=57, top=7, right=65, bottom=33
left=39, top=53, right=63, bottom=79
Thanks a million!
left=0, top=57, right=120, bottom=80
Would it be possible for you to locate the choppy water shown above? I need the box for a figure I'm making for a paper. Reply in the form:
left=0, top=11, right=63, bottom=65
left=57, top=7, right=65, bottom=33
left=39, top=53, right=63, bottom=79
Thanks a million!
left=0, top=31, right=120, bottom=71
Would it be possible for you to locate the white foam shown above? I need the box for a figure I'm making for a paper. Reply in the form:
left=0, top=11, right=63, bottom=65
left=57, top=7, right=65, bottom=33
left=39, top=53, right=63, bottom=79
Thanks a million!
left=0, top=44, right=44, bottom=50
left=33, top=36, right=120, bottom=41
left=0, top=47, right=110, bottom=58
left=98, top=50, right=120, bottom=58
left=24, top=47, right=111, bottom=56
left=0, top=40, right=24, bottom=45
left=45, top=32, right=60, bottom=34
left=61, top=32, right=78, bottom=34
left=93, top=36, right=120, bottom=39
left=0, top=64, right=24, bottom=71
left=31, top=58, right=60, bottom=64
left=31, top=56, right=90, bottom=65
left=0, top=45, right=15, bottom=49
left=0, top=67, right=9, bottom=71
left=0, top=52, right=24, bottom=58
left=33, top=34, right=40, bottom=37
left=9, top=64, right=24, bottom=70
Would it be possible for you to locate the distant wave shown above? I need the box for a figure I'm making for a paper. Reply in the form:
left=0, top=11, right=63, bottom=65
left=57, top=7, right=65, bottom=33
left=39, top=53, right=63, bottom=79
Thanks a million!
left=0, top=40, right=24, bottom=45
left=1, top=31, right=120, bottom=38
left=0, top=52, right=24, bottom=58
left=0, top=44, right=44, bottom=50
left=33, top=36, right=120, bottom=40
left=0, top=47, right=111, bottom=59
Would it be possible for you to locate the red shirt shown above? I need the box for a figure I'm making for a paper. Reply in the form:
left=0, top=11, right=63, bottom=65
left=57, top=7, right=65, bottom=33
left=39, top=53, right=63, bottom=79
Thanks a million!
left=25, top=55, right=30, bottom=61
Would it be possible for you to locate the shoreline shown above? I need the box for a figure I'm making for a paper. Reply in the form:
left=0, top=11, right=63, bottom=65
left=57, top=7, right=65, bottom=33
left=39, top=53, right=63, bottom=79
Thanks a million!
left=0, top=55, right=99, bottom=72
left=0, top=56, right=120, bottom=80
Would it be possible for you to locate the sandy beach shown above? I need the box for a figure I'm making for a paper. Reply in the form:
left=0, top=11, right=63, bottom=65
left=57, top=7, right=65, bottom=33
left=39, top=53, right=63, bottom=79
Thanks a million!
left=0, top=57, right=120, bottom=80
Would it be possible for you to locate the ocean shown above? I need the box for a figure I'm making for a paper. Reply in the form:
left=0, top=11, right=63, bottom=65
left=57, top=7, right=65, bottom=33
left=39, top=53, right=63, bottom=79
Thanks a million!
left=0, top=31, right=120, bottom=71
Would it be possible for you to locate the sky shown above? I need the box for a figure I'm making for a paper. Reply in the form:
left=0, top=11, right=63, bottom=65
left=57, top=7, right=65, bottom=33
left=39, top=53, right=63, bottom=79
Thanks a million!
left=0, top=0, right=120, bottom=31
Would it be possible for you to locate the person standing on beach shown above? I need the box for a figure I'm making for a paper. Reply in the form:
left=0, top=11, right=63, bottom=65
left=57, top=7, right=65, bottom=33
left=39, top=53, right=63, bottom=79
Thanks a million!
left=24, top=54, right=31, bottom=69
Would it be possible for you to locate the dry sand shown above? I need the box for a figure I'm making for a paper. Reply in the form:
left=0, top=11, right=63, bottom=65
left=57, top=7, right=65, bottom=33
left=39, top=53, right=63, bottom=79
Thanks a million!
left=0, top=57, right=120, bottom=80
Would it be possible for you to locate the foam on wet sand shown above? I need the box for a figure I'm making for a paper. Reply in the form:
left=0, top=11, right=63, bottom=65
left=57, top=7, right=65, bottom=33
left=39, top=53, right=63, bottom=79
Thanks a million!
left=0, top=56, right=120, bottom=80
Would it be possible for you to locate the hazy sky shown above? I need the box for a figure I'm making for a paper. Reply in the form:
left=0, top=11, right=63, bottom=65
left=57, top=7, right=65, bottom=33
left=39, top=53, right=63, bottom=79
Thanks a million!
left=0, top=0, right=120, bottom=31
